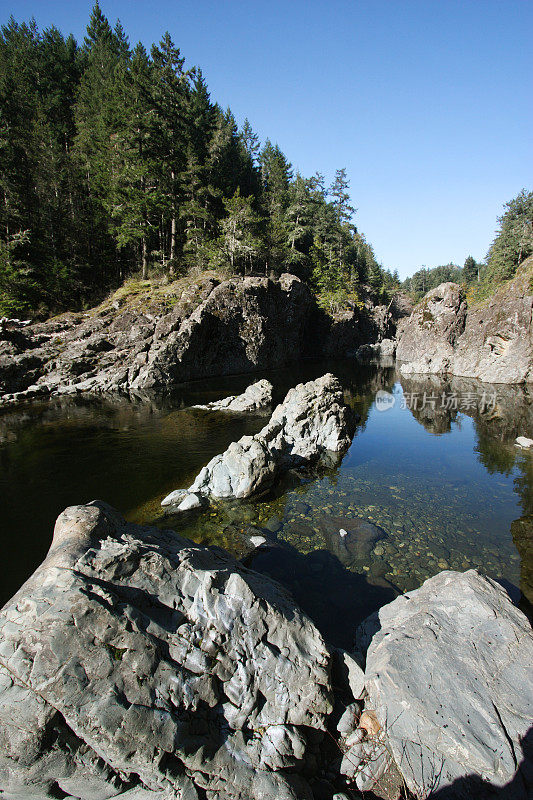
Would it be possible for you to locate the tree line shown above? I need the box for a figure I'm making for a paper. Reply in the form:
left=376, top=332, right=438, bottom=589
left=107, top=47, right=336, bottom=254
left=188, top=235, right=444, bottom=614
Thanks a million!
left=403, top=189, right=533, bottom=302
left=0, top=4, right=398, bottom=317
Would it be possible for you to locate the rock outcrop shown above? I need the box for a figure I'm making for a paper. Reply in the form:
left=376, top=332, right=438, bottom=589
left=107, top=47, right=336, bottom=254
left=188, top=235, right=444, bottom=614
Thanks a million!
left=355, top=338, right=396, bottom=360
left=356, top=570, right=533, bottom=798
left=162, top=374, right=355, bottom=508
left=396, top=282, right=468, bottom=375
left=0, top=274, right=392, bottom=405
left=0, top=502, right=332, bottom=800
left=397, top=258, right=533, bottom=383
left=192, top=378, right=273, bottom=413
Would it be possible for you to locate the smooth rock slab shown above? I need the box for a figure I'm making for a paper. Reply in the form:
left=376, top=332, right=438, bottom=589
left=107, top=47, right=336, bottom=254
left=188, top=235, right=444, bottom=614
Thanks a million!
left=0, top=502, right=332, bottom=800
left=192, top=379, right=273, bottom=413
left=358, top=570, right=533, bottom=798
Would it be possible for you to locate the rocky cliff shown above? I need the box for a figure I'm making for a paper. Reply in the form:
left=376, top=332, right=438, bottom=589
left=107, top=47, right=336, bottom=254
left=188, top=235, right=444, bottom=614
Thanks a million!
left=397, top=257, right=533, bottom=383
left=0, top=273, right=393, bottom=404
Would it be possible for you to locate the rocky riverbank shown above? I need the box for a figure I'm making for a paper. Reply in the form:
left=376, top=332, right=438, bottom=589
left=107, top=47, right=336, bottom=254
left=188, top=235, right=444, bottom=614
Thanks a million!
left=0, top=273, right=395, bottom=405
left=0, top=502, right=531, bottom=800
left=396, top=256, right=533, bottom=383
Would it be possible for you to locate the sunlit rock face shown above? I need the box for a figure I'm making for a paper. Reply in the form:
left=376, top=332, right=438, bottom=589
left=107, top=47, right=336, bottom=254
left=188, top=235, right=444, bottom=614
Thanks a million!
left=396, top=258, right=533, bottom=384
left=357, top=570, right=533, bottom=799
left=162, top=373, right=356, bottom=506
left=396, top=282, right=467, bottom=375
left=0, top=502, right=332, bottom=800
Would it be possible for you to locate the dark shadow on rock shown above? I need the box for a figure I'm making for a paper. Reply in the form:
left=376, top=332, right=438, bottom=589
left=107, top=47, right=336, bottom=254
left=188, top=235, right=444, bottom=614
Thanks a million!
left=244, top=538, right=398, bottom=651
left=426, top=726, right=533, bottom=800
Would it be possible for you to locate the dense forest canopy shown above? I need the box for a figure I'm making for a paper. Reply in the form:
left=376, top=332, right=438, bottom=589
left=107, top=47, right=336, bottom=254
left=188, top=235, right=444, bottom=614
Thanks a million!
left=0, top=5, right=530, bottom=318
left=0, top=4, right=399, bottom=317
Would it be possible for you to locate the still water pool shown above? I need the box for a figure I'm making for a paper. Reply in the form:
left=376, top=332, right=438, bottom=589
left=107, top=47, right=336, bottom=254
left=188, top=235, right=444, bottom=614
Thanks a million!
left=1, top=360, right=531, bottom=644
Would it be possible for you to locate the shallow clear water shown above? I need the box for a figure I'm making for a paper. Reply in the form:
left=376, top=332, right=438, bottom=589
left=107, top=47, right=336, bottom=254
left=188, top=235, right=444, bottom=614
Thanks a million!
left=1, top=361, right=531, bottom=644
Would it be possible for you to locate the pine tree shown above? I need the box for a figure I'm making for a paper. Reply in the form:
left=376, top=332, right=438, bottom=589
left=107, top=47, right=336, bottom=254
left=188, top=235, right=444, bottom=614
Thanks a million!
left=150, top=32, right=188, bottom=271
left=107, top=43, right=162, bottom=279
left=219, top=188, right=261, bottom=273
left=259, top=140, right=292, bottom=272
left=285, top=174, right=315, bottom=273
left=463, top=255, right=479, bottom=283
left=74, top=3, right=131, bottom=286
left=484, top=190, right=533, bottom=287
left=329, top=168, right=356, bottom=279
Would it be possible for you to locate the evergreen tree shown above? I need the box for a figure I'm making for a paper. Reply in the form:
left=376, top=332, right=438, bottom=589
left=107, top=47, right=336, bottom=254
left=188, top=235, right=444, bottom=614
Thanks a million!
left=74, top=3, right=131, bottom=286
left=259, top=140, right=292, bottom=272
left=329, top=168, right=356, bottom=281
left=219, top=189, right=261, bottom=273
left=107, top=43, right=161, bottom=279
left=286, top=174, right=313, bottom=271
left=463, top=255, right=479, bottom=283
left=150, top=32, right=188, bottom=271
left=484, top=190, right=533, bottom=287
left=0, top=9, right=393, bottom=315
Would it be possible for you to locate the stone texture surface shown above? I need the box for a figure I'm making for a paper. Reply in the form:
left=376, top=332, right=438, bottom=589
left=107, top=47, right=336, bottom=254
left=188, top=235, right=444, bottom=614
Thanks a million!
left=356, top=338, right=396, bottom=360
left=357, top=570, right=533, bottom=798
left=397, top=258, right=533, bottom=384
left=162, top=374, right=355, bottom=506
left=453, top=262, right=533, bottom=384
left=396, top=282, right=467, bottom=375
left=192, top=379, right=273, bottom=413
left=0, top=274, right=392, bottom=404
left=0, top=502, right=332, bottom=800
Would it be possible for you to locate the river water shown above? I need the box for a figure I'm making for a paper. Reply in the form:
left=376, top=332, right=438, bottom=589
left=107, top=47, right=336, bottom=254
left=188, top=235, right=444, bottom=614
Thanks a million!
left=1, top=360, right=531, bottom=644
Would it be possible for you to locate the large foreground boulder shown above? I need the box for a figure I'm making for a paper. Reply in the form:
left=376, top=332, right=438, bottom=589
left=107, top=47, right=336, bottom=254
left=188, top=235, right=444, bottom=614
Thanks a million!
left=0, top=502, right=332, bottom=800
left=162, top=374, right=355, bottom=507
left=356, top=570, right=533, bottom=798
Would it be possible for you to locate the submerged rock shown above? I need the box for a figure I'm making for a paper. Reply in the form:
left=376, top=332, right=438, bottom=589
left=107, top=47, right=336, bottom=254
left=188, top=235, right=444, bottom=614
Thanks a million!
left=356, top=570, right=533, bottom=798
left=162, top=374, right=355, bottom=506
left=0, top=502, right=332, bottom=800
left=511, top=514, right=533, bottom=607
left=192, top=378, right=273, bottom=413
left=318, top=515, right=387, bottom=568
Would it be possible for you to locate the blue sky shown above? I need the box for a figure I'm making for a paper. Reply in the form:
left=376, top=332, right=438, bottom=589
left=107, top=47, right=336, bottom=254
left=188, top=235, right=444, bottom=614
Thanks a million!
left=1, top=0, right=531, bottom=278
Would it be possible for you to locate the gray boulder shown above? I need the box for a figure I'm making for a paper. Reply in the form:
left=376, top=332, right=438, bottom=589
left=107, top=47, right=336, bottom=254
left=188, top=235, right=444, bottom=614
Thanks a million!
left=192, top=379, right=273, bottom=413
left=357, top=570, right=533, bottom=798
left=0, top=502, right=332, bottom=800
left=355, top=338, right=396, bottom=360
left=162, top=374, right=354, bottom=506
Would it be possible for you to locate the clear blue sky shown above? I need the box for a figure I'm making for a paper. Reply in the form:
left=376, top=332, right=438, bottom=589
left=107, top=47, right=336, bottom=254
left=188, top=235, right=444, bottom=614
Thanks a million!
left=1, top=0, right=532, bottom=278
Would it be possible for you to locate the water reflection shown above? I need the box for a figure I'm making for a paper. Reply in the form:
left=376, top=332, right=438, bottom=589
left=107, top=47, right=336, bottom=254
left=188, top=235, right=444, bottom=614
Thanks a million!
left=0, top=362, right=531, bottom=619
